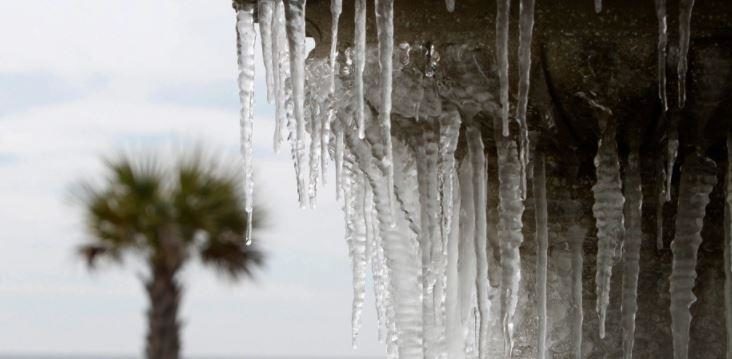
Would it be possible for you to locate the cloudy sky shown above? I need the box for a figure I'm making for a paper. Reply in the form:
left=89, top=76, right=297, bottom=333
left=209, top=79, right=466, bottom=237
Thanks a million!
left=0, top=1, right=382, bottom=357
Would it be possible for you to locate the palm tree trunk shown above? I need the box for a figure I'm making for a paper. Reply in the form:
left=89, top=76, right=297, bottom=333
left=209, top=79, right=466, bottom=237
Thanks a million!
left=145, top=264, right=181, bottom=359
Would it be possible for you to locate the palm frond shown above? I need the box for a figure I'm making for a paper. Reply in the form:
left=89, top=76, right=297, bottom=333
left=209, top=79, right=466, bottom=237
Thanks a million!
left=199, top=231, right=264, bottom=279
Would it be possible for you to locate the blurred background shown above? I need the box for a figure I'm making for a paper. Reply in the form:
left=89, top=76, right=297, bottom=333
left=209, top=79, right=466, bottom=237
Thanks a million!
left=0, top=0, right=382, bottom=357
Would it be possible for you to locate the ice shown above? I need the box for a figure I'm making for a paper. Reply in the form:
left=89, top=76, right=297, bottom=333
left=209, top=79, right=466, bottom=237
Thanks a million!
left=655, top=0, right=668, bottom=109
left=496, top=0, right=511, bottom=137
left=466, top=126, right=491, bottom=358
left=259, top=0, right=275, bottom=103
left=235, top=3, right=256, bottom=244
left=272, top=0, right=288, bottom=152
left=445, top=0, right=455, bottom=12
left=677, top=0, right=695, bottom=108
left=569, top=224, right=587, bottom=359
left=516, top=0, right=535, bottom=200
left=416, top=121, right=440, bottom=358
left=621, top=142, right=643, bottom=359
left=329, top=0, right=342, bottom=95
left=285, top=0, right=310, bottom=208
left=446, top=172, right=464, bottom=359
left=354, top=0, right=366, bottom=139
left=657, top=159, right=667, bottom=250
left=595, top=0, right=602, bottom=13
left=591, top=117, right=625, bottom=339
left=495, top=135, right=525, bottom=356
left=375, top=0, right=396, bottom=218
left=533, top=151, right=548, bottom=359
left=343, top=159, right=369, bottom=346
left=458, top=157, right=477, bottom=343
left=336, top=126, right=345, bottom=199
left=669, top=153, right=717, bottom=359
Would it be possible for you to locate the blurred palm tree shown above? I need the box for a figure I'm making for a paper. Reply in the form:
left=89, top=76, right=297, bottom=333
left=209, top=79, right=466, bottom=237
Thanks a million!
left=74, top=150, right=264, bottom=359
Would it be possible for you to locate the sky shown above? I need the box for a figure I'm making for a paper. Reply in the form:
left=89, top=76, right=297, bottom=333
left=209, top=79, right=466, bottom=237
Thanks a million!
left=0, top=1, right=383, bottom=357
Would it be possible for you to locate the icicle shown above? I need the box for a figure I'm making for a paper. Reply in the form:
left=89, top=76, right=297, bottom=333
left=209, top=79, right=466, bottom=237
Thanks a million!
left=343, top=161, right=369, bottom=346
left=657, top=160, right=667, bottom=250
left=466, top=126, right=490, bottom=359
left=446, top=172, right=464, bottom=359
left=259, top=0, right=276, bottom=103
left=568, top=224, right=586, bottom=359
left=669, top=152, right=717, bottom=359
left=533, top=151, right=548, bottom=359
left=354, top=0, right=367, bottom=139
left=336, top=126, right=345, bottom=199
left=458, top=158, right=478, bottom=345
left=516, top=0, right=535, bottom=200
left=496, top=0, right=511, bottom=137
left=375, top=0, right=396, bottom=219
left=666, top=129, right=679, bottom=202
left=307, top=93, right=322, bottom=205
left=416, top=122, right=441, bottom=359
left=655, top=0, right=668, bottom=110
left=677, top=0, right=695, bottom=108
left=235, top=3, right=257, bottom=244
left=726, top=134, right=732, bottom=359
left=445, top=0, right=455, bottom=12
left=496, top=136, right=525, bottom=356
left=329, top=0, right=342, bottom=95
left=284, top=0, right=310, bottom=208
left=621, top=141, right=643, bottom=359
left=272, top=0, right=288, bottom=152
left=591, top=117, right=625, bottom=339
left=594, top=0, right=602, bottom=13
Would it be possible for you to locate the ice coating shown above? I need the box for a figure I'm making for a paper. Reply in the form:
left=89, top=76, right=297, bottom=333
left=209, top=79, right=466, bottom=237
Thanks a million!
left=354, top=0, right=366, bottom=139
left=284, top=0, right=310, bottom=208
left=496, top=0, right=511, bottom=137
left=655, top=0, right=668, bottom=109
left=496, top=136, right=525, bottom=357
left=569, top=224, right=587, bottom=359
left=259, top=0, right=275, bottom=103
left=375, top=0, right=396, bottom=218
left=533, top=151, right=548, bottom=359
left=621, top=142, right=643, bottom=359
left=669, top=152, right=716, bottom=359
left=235, top=3, right=256, bottom=244
left=677, top=0, right=695, bottom=108
left=516, top=0, right=535, bottom=200
left=466, top=126, right=490, bottom=359
left=591, top=117, right=625, bottom=339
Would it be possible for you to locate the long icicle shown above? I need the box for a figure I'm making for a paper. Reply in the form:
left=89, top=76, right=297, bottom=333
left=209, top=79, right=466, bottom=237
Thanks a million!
left=621, top=140, right=643, bottom=359
left=446, top=172, right=464, bottom=359
left=496, top=0, right=511, bottom=137
left=354, top=0, right=366, bottom=139
left=235, top=2, right=257, bottom=245
left=666, top=127, right=679, bottom=202
left=669, top=152, right=717, bottom=359
left=466, top=126, right=490, bottom=359
left=284, top=0, right=310, bottom=208
left=272, top=0, right=288, bottom=152
left=655, top=0, right=668, bottom=110
left=375, top=0, right=396, bottom=219
left=329, top=0, right=342, bottom=95
left=259, top=0, right=276, bottom=103
left=343, top=160, right=369, bottom=347
left=569, top=224, right=587, bottom=359
left=533, top=151, right=548, bottom=359
left=657, top=158, right=667, bottom=250
left=594, top=0, right=602, bottom=13
left=725, top=133, right=732, bottom=359
left=496, top=135, right=525, bottom=357
left=592, top=117, right=625, bottom=339
left=458, top=158, right=478, bottom=356
left=516, top=0, right=535, bottom=200
left=677, top=0, right=695, bottom=108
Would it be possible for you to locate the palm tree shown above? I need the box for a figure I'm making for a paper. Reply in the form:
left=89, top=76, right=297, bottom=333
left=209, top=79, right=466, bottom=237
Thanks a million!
left=75, top=150, right=264, bottom=359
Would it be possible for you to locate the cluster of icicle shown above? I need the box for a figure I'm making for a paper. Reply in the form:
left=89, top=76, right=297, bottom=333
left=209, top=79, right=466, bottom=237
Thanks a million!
left=231, top=0, right=732, bottom=358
